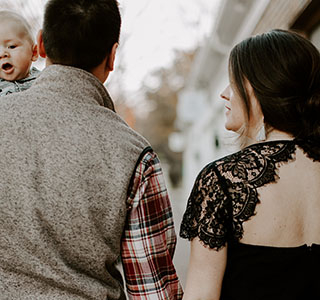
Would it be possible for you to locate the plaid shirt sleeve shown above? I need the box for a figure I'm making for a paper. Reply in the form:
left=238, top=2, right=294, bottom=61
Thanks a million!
left=121, top=148, right=183, bottom=299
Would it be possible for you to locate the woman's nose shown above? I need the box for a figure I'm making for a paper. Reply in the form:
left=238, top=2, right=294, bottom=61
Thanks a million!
left=220, top=86, right=230, bottom=101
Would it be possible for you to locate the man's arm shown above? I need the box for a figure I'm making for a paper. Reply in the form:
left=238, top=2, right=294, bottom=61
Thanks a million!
left=121, top=149, right=183, bottom=299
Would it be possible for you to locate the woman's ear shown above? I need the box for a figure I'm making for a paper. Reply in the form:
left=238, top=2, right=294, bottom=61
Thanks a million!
left=37, top=30, right=46, bottom=58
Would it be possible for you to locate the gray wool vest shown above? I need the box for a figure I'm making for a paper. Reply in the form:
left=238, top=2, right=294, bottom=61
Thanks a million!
left=0, top=65, right=149, bottom=299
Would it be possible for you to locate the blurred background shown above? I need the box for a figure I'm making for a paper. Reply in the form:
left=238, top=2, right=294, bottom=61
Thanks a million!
left=1, top=0, right=320, bottom=288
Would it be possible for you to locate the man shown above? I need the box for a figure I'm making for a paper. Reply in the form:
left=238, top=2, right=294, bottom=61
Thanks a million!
left=0, top=0, right=183, bottom=299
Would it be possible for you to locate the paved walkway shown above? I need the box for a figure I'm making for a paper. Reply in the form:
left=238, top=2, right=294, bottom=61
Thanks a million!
left=168, top=184, right=190, bottom=289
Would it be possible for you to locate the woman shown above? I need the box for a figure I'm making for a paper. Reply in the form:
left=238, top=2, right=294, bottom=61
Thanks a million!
left=180, top=29, right=320, bottom=300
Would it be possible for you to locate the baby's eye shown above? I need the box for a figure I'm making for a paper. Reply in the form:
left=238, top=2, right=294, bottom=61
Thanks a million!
left=8, top=45, right=17, bottom=49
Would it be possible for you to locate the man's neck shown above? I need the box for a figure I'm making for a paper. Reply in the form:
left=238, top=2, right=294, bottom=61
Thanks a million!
left=45, top=58, right=109, bottom=84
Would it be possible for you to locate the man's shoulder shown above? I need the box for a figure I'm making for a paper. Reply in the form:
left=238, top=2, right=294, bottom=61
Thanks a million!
left=22, top=67, right=41, bottom=82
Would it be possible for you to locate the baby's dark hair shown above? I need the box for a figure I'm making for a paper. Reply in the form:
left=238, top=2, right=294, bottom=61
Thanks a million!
left=42, top=0, right=121, bottom=71
left=229, top=29, right=320, bottom=149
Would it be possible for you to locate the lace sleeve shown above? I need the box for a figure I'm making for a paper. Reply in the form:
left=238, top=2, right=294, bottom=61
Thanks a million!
left=179, top=163, right=231, bottom=250
left=180, top=140, right=298, bottom=251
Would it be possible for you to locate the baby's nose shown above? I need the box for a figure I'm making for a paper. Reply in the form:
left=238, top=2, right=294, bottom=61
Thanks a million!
left=0, top=48, right=8, bottom=59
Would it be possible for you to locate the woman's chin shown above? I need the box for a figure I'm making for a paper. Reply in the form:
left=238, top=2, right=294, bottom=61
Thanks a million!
left=225, top=123, right=238, bottom=132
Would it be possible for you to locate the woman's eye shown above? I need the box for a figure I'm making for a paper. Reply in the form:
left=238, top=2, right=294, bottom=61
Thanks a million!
left=8, top=45, right=17, bottom=49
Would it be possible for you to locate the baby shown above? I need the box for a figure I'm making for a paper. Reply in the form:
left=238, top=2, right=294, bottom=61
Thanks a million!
left=0, top=10, right=40, bottom=96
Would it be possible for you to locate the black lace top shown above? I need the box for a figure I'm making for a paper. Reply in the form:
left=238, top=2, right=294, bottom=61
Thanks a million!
left=180, top=139, right=317, bottom=249
left=180, top=140, right=320, bottom=299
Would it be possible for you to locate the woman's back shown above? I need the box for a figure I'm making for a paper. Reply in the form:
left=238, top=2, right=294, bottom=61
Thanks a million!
left=219, top=139, right=320, bottom=299
left=180, top=139, right=320, bottom=299
left=240, top=143, right=320, bottom=247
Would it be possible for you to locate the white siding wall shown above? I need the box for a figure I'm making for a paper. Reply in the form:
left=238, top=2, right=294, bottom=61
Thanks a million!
left=177, top=0, right=270, bottom=193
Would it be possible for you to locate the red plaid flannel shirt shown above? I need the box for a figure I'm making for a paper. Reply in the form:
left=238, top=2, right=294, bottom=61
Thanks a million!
left=121, top=149, right=183, bottom=299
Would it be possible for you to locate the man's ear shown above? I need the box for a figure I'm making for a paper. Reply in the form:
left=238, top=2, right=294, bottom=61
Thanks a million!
left=37, top=30, right=46, bottom=58
left=106, top=43, right=118, bottom=72
left=31, top=44, right=39, bottom=62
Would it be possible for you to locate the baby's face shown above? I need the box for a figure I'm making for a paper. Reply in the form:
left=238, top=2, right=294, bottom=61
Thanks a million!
left=0, top=20, right=37, bottom=81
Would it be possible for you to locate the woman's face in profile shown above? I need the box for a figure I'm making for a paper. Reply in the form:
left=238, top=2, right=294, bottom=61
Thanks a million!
left=220, top=83, right=246, bottom=133
left=221, top=77, right=264, bottom=138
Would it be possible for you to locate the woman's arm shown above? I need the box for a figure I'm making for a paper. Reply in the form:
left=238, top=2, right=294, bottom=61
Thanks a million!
left=183, top=238, right=227, bottom=300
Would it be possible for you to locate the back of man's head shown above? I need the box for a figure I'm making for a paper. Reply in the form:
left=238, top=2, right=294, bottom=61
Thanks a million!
left=42, top=0, right=121, bottom=71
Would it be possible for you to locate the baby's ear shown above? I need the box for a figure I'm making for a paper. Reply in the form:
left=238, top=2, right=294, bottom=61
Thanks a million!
left=31, top=44, right=39, bottom=62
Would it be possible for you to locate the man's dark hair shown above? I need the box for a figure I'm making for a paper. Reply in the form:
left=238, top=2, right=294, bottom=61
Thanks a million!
left=42, top=0, right=121, bottom=71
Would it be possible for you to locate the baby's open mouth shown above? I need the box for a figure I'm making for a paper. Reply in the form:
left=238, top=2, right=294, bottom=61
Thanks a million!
left=1, top=63, right=13, bottom=72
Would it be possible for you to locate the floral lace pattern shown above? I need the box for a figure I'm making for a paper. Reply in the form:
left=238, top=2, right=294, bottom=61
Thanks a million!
left=180, top=140, right=297, bottom=250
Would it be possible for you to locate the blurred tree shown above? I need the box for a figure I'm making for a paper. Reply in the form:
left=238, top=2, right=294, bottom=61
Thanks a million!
left=107, top=33, right=139, bottom=128
left=136, top=49, right=196, bottom=187
left=0, top=0, right=44, bottom=34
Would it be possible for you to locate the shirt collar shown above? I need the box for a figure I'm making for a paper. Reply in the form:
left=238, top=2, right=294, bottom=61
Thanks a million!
left=32, top=64, right=115, bottom=111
